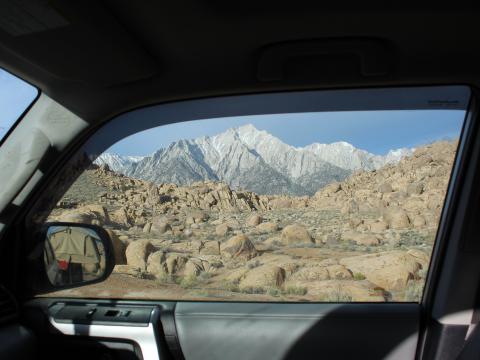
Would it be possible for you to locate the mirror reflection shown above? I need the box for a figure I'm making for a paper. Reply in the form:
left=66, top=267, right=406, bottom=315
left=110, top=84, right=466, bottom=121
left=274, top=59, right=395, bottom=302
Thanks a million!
left=44, top=225, right=106, bottom=286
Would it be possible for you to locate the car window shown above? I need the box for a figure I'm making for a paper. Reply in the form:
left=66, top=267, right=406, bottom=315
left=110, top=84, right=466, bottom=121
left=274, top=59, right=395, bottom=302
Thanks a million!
left=36, top=88, right=469, bottom=302
left=0, top=68, right=38, bottom=144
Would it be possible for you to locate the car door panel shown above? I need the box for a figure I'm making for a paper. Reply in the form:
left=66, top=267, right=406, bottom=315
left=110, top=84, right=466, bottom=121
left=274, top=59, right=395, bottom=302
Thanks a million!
left=0, top=324, right=37, bottom=360
left=23, top=298, right=420, bottom=360
left=7, top=87, right=475, bottom=360
left=175, top=302, right=420, bottom=360
left=23, top=298, right=173, bottom=360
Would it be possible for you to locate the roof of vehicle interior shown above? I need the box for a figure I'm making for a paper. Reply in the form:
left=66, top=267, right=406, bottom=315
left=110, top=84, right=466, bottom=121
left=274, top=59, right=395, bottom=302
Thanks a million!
left=0, top=1, right=479, bottom=123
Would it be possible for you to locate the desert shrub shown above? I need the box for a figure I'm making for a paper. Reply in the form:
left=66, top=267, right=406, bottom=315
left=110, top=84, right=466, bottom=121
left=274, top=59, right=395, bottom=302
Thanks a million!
left=198, top=271, right=212, bottom=281
left=218, top=280, right=239, bottom=292
left=254, top=235, right=269, bottom=243
left=353, top=272, right=366, bottom=281
left=241, top=286, right=266, bottom=294
left=179, top=275, right=198, bottom=289
left=398, top=230, right=428, bottom=247
left=192, top=290, right=211, bottom=297
left=383, top=240, right=400, bottom=251
left=396, top=264, right=427, bottom=295
left=154, top=272, right=172, bottom=283
left=247, top=259, right=262, bottom=269
left=288, top=242, right=317, bottom=249
left=404, top=280, right=424, bottom=302
left=272, top=240, right=282, bottom=247
left=267, top=287, right=281, bottom=297
left=341, top=242, right=359, bottom=252
left=283, top=285, right=307, bottom=296
left=417, top=267, right=428, bottom=279
left=136, top=270, right=153, bottom=280
left=319, top=286, right=353, bottom=302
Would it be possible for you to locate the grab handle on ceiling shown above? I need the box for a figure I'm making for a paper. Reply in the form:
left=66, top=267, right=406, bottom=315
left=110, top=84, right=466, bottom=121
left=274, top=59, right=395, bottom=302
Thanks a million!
left=257, top=38, right=392, bottom=82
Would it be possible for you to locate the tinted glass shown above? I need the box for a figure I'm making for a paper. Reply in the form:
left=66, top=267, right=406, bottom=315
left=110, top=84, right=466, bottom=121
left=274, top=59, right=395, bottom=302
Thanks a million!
left=0, top=68, right=38, bottom=143
left=41, top=103, right=466, bottom=302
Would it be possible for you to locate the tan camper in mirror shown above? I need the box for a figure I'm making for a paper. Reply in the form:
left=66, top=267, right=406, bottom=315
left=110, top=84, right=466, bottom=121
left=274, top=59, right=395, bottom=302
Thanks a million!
left=44, top=224, right=107, bottom=286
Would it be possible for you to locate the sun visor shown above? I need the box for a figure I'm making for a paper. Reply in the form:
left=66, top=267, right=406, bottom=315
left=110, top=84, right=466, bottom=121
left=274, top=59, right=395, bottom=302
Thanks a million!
left=0, top=0, right=158, bottom=87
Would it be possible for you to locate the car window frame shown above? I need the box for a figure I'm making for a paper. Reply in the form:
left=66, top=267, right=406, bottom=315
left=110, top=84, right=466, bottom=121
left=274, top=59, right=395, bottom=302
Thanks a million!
left=20, top=85, right=473, bottom=303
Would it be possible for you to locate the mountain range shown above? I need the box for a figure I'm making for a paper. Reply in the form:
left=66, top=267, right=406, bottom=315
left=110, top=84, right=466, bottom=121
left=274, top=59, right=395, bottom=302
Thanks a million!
left=94, top=124, right=413, bottom=195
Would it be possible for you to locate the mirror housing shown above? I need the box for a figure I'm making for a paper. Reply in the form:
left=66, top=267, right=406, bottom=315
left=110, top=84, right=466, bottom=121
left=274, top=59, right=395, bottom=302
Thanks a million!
left=30, top=222, right=115, bottom=294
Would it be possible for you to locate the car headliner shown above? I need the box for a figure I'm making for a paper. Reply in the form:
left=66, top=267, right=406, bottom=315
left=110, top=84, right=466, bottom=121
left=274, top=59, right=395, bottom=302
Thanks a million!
left=0, top=2, right=479, bottom=125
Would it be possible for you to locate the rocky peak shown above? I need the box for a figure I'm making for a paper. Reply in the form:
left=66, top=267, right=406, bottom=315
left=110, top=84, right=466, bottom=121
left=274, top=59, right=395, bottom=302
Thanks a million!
left=94, top=124, right=415, bottom=196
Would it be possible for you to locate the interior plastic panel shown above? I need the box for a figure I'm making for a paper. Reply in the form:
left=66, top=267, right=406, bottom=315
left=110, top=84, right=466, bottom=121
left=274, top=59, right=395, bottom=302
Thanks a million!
left=46, top=302, right=161, bottom=360
left=24, top=299, right=420, bottom=360
left=175, top=302, right=421, bottom=360
left=0, top=94, right=87, bottom=215
left=0, top=324, right=37, bottom=360
left=51, top=303, right=154, bottom=326
left=40, top=336, right=142, bottom=360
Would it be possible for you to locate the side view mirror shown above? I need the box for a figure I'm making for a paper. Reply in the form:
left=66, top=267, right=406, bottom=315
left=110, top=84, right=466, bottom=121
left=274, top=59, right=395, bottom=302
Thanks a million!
left=40, top=222, right=115, bottom=290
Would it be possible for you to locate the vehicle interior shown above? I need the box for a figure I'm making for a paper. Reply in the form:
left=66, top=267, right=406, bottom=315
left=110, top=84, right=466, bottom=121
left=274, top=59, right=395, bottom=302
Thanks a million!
left=1, top=2, right=480, bottom=360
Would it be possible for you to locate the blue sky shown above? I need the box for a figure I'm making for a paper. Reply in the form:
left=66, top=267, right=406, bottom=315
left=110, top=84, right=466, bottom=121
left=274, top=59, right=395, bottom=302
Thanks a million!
left=109, top=110, right=466, bottom=156
left=0, top=67, right=466, bottom=155
left=0, top=68, right=37, bottom=141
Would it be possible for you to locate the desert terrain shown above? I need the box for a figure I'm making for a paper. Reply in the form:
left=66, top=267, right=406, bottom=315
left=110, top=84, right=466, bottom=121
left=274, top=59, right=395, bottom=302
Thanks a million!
left=45, top=140, right=456, bottom=302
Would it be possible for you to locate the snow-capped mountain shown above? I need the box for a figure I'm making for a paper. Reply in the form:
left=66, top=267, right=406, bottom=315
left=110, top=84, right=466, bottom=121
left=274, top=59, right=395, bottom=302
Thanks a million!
left=94, top=153, right=144, bottom=174
left=94, top=124, right=414, bottom=195
left=383, top=148, right=415, bottom=165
